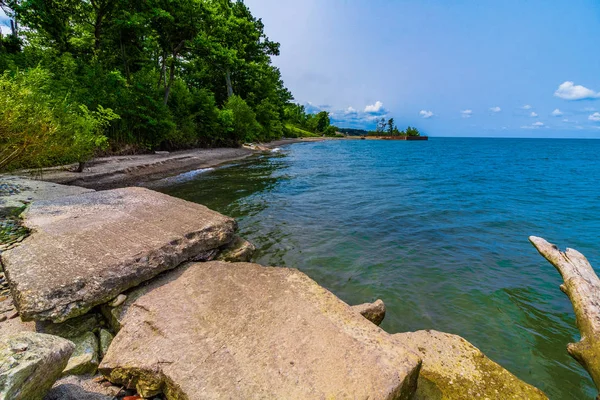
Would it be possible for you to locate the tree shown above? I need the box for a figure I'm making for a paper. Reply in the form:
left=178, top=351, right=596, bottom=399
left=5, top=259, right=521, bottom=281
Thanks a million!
left=387, top=118, right=395, bottom=135
left=315, top=111, right=330, bottom=133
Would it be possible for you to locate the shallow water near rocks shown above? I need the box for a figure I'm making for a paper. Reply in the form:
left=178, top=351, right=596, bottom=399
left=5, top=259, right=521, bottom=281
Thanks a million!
left=161, top=138, right=600, bottom=399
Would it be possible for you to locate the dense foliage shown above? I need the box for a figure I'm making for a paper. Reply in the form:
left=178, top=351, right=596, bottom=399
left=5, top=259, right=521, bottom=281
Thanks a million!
left=283, top=103, right=339, bottom=137
left=0, top=0, right=293, bottom=170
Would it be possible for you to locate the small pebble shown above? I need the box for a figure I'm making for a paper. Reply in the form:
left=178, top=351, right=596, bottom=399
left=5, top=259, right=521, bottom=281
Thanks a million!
left=109, top=294, right=127, bottom=307
left=0, top=315, right=7, bottom=322
left=8, top=312, right=18, bottom=319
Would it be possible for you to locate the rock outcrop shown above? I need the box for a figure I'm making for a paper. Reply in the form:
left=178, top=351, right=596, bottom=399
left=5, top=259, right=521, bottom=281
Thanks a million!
left=352, top=299, right=386, bottom=325
left=216, top=235, right=256, bottom=262
left=0, top=177, right=94, bottom=216
left=1, top=187, right=237, bottom=322
left=0, top=332, right=75, bottom=400
left=100, top=261, right=421, bottom=399
left=393, top=330, right=547, bottom=399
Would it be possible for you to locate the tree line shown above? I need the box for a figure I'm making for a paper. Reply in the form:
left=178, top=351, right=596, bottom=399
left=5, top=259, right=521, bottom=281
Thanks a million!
left=0, top=0, right=294, bottom=170
left=283, top=103, right=339, bottom=137
left=372, top=118, right=421, bottom=137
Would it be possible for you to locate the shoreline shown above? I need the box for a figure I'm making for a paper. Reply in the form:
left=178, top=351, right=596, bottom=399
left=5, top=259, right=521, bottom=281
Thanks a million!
left=4, top=137, right=325, bottom=191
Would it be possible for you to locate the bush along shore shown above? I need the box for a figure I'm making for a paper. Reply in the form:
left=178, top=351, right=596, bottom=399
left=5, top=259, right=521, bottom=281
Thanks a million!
left=0, top=175, right=556, bottom=400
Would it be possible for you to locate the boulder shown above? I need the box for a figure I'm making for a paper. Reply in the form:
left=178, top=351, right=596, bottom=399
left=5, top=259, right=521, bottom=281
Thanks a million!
left=100, top=261, right=421, bottom=399
left=45, top=375, right=122, bottom=400
left=62, top=332, right=99, bottom=376
left=351, top=299, right=386, bottom=325
left=44, top=384, right=114, bottom=400
left=393, top=330, right=547, bottom=399
left=216, top=235, right=256, bottom=262
left=0, top=332, right=75, bottom=400
left=1, top=187, right=237, bottom=322
left=99, top=329, right=113, bottom=359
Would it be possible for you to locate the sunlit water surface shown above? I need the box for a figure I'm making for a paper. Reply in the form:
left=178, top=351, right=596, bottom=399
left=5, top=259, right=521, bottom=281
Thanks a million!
left=160, top=138, right=600, bottom=399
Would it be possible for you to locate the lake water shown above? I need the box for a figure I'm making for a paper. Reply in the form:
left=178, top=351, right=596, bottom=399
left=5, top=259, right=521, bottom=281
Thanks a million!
left=161, top=138, right=600, bottom=399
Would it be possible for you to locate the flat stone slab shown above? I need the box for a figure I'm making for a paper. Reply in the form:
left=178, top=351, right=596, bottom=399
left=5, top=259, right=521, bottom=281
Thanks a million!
left=393, top=330, right=547, bottom=399
left=100, top=261, right=421, bottom=399
left=1, top=187, right=236, bottom=322
left=0, top=176, right=93, bottom=216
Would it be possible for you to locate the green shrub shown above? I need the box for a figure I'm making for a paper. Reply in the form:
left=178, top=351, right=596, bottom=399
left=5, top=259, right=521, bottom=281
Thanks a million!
left=224, top=95, right=261, bottom=145
left=0, top=67, right=118, bottom=171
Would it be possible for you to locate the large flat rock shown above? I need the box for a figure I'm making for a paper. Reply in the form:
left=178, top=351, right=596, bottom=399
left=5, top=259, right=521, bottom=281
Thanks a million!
left=393, top=330, right=547, bottom=399
left=100, top=261, right=421, bottom=399
left=0, top=176, right=94, bottom=216
left=1, top=188, right=236, bottom=322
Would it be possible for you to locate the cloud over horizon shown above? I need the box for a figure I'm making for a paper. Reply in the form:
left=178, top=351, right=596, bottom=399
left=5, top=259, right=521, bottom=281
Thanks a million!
left=589, top=112, right=600, bottom=122
left=552, top=109, right=563, bottom=116
left=489, top=106, right=501, bottom=113
left=420, top=110, right=434, bottom=119
left=554, top=81, right=600, bottom=101
left=364, top=101, right=385, bottom=114
left=461, top=109, right=472, bottom=118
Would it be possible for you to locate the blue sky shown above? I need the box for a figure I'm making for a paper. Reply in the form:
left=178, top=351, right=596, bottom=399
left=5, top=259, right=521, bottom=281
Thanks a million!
left=245, top=0, right=600, bottom=138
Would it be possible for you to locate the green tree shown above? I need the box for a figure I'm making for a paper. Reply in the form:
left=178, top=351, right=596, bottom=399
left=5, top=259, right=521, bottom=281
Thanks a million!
left=315, top=111, right=330, bottom=133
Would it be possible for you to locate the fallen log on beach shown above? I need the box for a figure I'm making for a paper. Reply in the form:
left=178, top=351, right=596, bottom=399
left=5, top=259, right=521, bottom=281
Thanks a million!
left=529, top=236, right=600, bottom=397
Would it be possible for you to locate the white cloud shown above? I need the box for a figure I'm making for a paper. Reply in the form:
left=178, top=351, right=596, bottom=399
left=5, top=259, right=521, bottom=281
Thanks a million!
left=589, top=112, right=600, bottom=122
left=521, top=121, right=545, bottom=129
left=584, top=107, right=596, bottom=112
left=419, top=110, right=434, bottom=119
left=530, top=112, right=538, bottom=117
left=364, top=101, right=384, bottom=113
left=522, top=105, right=532, bottom=110
left=489, top=106, right=501, bottom=113
left=551, top=109, right=563, bottom=116
left=461, top=109, right=473, bottom=118
left=554, top=81, right=600, bottom=101
left=344, top=106, right=357, bottom=115
left=563, top=118, right=570, bottom=122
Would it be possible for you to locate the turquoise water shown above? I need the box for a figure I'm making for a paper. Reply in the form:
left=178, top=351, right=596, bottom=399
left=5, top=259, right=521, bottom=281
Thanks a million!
left=161, top=138, right=600, bottom=399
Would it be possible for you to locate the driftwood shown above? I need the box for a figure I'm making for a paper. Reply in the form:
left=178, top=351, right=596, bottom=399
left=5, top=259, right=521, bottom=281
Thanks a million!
left=530, top=236, right=600, bottom=396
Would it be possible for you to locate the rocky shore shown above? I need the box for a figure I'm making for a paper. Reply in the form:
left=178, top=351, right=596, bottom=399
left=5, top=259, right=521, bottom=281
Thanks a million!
left=0, top=175, right=550, bottom=399
left=11, top=138, right=324, bottom=191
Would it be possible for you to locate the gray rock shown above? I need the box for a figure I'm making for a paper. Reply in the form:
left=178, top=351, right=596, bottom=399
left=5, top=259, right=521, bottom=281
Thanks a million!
left=351, top=299, right=386, bottom=326
left=99, top=261, right=421, bottom=399
left=99, top=330, right=113, bottom=359
left=44, top=384, right=114, bottom=400
left=216, top=235, right=256, bottom=262
left=1, top=187, right=237, bottom=322
left=0, top=332, right=74, bottom=400
left=63, top=332, right=99, bottom=376
left=45, top=375, right=121, bottom=400
left=0, top=177, right=93, bottom=217
left=392, top=330, right=547, bottom=399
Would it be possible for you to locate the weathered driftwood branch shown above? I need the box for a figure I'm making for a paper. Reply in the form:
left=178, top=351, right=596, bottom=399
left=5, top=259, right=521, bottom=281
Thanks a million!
left=530, top=236, right=600, bottom=395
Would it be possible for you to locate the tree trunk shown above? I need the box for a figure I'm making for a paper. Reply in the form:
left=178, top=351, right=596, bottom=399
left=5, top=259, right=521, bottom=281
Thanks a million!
left=119, top=31, right=130, bottom=83
left=225, top=68, right=234, bottom=98
left=163, top=58, right=176, bottom=105
left=158, top=51, right=167, bottom=89
left=163, top=41, right=186, bottom=105
left=530, top=236, right=600, bottom=398
left=94, top=13, right=104, bottom=51
left=10, top=19, right=17, bottom=38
